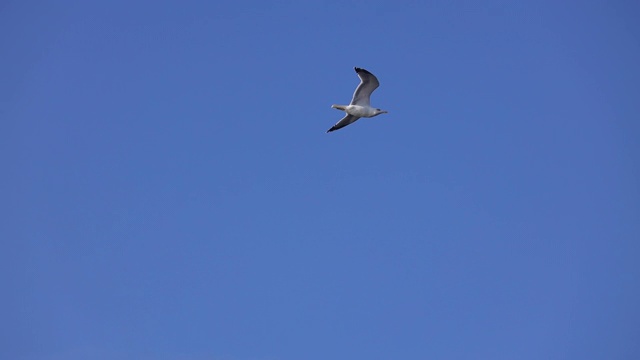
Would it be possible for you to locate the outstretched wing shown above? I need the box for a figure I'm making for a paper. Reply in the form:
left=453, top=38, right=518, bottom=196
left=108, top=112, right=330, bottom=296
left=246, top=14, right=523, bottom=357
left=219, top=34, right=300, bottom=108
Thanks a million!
left=327, top=114, right=360, bottom=133
left=350, top=67, right=380, bottom=106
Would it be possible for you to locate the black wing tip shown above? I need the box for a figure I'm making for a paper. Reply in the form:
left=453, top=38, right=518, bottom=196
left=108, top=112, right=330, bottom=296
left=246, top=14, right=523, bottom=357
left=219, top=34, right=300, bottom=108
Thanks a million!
left=354, top=67, right=372, bottom=75
left=326, top=127, right=336, bottom=133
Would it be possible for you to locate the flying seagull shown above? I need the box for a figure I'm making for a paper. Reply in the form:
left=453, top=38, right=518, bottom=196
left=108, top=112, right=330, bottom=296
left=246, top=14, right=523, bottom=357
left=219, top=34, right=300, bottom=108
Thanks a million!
left=327, top=67, right=388, bottom=133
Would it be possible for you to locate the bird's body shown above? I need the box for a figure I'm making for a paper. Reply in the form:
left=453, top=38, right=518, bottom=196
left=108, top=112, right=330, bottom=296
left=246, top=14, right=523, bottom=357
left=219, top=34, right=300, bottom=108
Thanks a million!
left=327, top=67, right=388, bottom=133
left=333, top=104, right=380, bottom=118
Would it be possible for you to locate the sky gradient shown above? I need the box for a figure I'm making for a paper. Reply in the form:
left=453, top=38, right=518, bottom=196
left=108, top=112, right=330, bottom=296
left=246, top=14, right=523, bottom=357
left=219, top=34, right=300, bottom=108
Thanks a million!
left=2, top=1, right=639, bottom=359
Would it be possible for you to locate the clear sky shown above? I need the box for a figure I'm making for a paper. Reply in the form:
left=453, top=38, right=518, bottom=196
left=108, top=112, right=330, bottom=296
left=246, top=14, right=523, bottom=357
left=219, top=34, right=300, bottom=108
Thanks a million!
left=2, top=1, right=639, bottom=359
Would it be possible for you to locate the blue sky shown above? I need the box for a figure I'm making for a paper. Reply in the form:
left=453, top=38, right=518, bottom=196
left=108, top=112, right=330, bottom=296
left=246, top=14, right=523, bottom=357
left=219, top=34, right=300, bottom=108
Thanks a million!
left=2, top=1, right=639, bottom=359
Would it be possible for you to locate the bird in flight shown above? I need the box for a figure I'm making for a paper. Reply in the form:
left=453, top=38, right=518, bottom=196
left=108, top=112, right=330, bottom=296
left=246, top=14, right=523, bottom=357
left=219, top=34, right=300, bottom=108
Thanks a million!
left=327, top=67, right=388, bottom=133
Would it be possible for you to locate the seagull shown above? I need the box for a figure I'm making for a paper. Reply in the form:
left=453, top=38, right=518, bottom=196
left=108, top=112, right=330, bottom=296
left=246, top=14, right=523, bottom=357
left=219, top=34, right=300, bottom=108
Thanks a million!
left=327, top=67, right=388, bottom=133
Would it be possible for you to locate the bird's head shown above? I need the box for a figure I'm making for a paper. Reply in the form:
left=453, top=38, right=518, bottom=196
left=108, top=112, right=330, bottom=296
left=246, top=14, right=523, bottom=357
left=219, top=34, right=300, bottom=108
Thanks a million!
left=375, top=109, right=388, bottom=116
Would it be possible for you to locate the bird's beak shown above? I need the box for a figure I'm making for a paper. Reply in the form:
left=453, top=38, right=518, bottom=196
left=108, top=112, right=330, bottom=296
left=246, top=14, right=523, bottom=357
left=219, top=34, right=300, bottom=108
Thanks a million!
left=381, top=110, right=388, bottom=114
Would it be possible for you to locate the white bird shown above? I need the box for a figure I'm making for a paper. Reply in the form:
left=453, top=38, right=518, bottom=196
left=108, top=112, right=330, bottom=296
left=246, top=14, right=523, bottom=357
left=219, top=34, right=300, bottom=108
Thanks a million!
left=327, top=67, right=388, bottom=133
